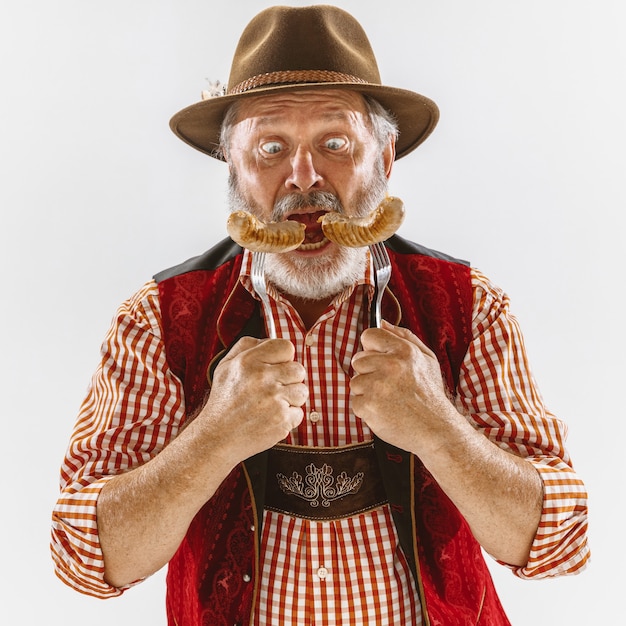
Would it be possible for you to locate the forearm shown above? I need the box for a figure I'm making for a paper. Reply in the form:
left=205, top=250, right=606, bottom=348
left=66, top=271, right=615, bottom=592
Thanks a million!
left=412, top=400, right=543, bottom=566
left=98, top=336, right=308, bottom=588
left=52, top=284, right=304, bottom=593
left=98, top=417, right=237, bottom=588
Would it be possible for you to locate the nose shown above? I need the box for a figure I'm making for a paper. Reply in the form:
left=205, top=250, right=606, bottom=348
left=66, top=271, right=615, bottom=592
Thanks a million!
left=285, top=146, right=324, bottom=192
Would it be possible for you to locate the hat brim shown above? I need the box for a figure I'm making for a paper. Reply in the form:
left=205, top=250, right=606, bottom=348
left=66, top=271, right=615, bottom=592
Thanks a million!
left=169, top=82, right=439, bottom=161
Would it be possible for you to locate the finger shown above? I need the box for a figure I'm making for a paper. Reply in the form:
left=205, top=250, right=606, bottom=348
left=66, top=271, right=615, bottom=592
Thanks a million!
left=350, top=357, right=392, bottom=389
left=284, top=381, right=309, bottom=407
left=381, top=321, right=435, bottom=357
left=359, top=327, right=395, bottom=352
left=351, top=351, right=388, bottom=375
left=361, top=323, right=435, bottom=359
left=253, top=337, right=297, bottom=364
left=285, top=405, right=305, bottom=432
left=220, top=335, right=264, bottom=363
left=349, top=371, right=369, bottom=397
left=360, top=326, right=415, bottom=355
left=222, top=336, right=296, bottom=366
left=275, top=361, right=307, bottom=386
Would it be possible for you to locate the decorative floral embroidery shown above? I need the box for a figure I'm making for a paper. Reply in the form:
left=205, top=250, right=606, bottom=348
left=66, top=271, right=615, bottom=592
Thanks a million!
left=277, top=463, right=364, bottom=508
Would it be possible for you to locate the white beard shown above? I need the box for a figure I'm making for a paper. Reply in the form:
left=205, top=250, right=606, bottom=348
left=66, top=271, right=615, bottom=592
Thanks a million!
left=264, top=246, right=368, bottom=301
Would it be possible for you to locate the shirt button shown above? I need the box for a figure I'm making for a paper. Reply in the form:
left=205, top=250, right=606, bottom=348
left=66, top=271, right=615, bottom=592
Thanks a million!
left=243, top=573, right=251, bottom=583
left=309, top=411, right=321, bottom=424
left=305, top=334, right=315, bottom=347
left=317, top=567, right=329, bottom=580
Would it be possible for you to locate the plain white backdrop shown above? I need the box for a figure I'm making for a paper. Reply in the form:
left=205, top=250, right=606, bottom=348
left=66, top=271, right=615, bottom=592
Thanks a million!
left=1, top=0, right=623, bottom=623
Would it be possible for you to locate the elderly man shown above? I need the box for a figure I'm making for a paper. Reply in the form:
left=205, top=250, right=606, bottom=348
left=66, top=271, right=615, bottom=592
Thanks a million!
left=51, top=5, right=589, bottom=625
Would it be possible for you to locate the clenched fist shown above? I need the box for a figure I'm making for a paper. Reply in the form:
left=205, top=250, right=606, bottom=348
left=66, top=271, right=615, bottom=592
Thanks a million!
left=199, top=336, right=308, bottom=465
left=351, top=322, right=455, bottom=454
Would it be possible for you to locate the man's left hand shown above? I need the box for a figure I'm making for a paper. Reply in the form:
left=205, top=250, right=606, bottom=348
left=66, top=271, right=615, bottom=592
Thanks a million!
left=351, top=321, right=454, bottom=453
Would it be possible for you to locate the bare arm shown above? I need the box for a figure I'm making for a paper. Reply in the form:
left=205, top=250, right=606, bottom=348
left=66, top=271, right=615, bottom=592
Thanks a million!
left=98, top=336, right=307, bottom=588
left=351, top=323, right=542, bottom=566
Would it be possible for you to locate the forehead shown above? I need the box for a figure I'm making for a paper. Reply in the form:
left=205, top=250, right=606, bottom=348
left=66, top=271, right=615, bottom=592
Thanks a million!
left=233, top=89, right=369, bottom=128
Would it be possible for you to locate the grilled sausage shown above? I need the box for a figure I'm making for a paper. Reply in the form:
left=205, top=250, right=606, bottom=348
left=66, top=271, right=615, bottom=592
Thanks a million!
left=226, top=210, right=306, bottom=252
left=319, top=196, right=404, bottom=247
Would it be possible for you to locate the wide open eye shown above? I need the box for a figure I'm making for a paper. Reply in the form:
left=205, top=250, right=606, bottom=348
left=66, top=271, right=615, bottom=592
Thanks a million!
left=260, top=140, right=283, bottom=155
left=324, top=137, right=348, bottom=151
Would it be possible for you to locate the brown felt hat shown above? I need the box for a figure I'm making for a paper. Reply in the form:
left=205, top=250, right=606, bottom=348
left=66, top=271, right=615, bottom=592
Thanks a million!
left=170, top=5, right=439, bottom=160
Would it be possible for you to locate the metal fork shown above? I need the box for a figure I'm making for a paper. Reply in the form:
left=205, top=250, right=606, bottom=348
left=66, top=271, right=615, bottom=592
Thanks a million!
left=250, top=250, right=277, bottom=339
left=369, top=242, right=392, bottom=328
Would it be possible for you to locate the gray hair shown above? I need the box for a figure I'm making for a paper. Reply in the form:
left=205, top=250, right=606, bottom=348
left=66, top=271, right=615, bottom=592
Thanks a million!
left=362, top=95, right=399, bottom=151
left=218, top=94, right=398, bottom=161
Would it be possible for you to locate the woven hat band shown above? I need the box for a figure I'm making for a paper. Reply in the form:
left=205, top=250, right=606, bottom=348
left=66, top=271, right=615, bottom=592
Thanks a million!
left=229, top=70, right=369, bottom=95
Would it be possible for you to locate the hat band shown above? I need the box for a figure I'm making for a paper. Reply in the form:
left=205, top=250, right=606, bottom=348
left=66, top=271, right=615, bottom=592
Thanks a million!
left=229, top=70, right=370, bottom=95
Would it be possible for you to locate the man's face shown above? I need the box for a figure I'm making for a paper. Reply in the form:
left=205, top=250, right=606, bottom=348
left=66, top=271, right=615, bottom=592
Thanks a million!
left=226, top=89, right=395, bottom=300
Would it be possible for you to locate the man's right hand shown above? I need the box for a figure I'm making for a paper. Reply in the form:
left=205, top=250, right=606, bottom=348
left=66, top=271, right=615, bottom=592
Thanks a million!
left=199, top=336, right=308, bottom=464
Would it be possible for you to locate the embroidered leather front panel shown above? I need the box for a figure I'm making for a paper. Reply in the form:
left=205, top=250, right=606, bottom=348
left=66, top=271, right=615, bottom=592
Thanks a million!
left=265, top=442, right=387, bottom=520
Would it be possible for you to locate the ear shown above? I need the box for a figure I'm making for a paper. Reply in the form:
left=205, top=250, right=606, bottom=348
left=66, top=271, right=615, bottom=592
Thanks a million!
left=383, top=136, right=396, bottom=179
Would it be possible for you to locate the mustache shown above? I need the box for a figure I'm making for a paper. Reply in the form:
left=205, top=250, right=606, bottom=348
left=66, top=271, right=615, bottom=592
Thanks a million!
left=272, top=192, right=344, bottom=221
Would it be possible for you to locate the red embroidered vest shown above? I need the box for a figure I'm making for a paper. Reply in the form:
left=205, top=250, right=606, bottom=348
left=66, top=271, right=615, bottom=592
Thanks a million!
left=155, top=236, right=511, bottom=626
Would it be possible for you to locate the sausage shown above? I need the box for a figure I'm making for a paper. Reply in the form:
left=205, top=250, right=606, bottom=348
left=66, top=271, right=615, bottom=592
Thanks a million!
left=226, top=210, right=306, bottom=253
left=319, top=196, right=405, bottom=247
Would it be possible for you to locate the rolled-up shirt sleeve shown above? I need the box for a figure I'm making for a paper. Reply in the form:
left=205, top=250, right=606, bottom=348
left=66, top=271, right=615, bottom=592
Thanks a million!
left=50, top=280, right=187, bottom=597
left=456, top=268, right=590, bottom=577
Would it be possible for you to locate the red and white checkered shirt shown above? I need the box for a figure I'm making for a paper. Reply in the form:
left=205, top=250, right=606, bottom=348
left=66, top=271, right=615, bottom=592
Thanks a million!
left=51, top=249, right=589, bottom=624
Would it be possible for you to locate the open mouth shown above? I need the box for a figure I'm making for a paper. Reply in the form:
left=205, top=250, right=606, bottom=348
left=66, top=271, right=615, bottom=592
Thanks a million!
left=286, top=210, right=331, bottom=251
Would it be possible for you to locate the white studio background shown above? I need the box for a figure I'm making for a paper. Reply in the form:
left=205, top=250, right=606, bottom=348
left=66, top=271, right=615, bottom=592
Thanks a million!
left=1, top=1, right=622, bottom=623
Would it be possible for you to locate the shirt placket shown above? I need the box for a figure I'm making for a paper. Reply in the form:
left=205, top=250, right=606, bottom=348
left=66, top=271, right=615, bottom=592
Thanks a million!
left=309, top=520, right=335, bottom=626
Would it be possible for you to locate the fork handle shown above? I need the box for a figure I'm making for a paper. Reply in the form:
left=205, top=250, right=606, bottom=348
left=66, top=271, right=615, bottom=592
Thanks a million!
left=263, top=303, right=277, bottom=339
left=370, top=286, right=381, bottom=328
left=370, top=291, right=377, bottom=328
